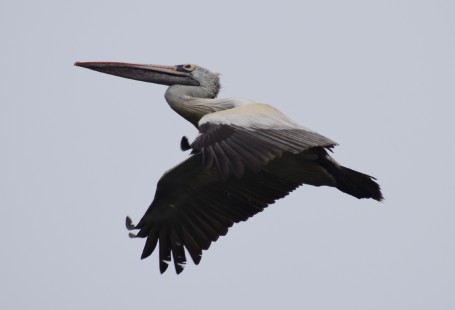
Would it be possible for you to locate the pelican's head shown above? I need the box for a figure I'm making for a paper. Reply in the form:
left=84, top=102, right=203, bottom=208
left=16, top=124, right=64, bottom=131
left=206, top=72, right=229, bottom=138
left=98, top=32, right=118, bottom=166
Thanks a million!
left=74, top=61, right=221, bottom=98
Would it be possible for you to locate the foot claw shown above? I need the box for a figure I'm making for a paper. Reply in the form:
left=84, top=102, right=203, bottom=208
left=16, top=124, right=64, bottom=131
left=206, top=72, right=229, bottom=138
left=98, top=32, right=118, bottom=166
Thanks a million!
left=125, top=216, right=136, bottom=230
left=128, top=232, right=137, bottom=238
left=180, top=136, right=191, bottom=151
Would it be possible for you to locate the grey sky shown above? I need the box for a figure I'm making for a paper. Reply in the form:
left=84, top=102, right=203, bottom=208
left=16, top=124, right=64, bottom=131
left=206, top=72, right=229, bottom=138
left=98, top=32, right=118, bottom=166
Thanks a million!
left=2, top=0, right=454, bottom=309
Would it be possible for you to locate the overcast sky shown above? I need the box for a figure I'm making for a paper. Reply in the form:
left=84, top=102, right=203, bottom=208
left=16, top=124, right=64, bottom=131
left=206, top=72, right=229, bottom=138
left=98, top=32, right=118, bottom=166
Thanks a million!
left=2, top=0, right=454, bottom=309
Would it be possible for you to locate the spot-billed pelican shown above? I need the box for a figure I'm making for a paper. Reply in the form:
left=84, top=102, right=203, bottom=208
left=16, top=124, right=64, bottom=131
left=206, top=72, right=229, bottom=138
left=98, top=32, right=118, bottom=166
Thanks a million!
left=75, top=61, right=383, bottom=274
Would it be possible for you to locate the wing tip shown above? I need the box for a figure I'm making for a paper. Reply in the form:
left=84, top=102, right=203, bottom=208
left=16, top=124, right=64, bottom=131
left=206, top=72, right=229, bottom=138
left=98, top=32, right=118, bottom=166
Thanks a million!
left=160, top=260, right=170, bottom=274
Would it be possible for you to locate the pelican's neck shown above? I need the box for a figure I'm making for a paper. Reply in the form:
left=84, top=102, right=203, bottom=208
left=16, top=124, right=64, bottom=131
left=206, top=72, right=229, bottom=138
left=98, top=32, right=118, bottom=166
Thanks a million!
left=164, top=84, right=232, bottom=127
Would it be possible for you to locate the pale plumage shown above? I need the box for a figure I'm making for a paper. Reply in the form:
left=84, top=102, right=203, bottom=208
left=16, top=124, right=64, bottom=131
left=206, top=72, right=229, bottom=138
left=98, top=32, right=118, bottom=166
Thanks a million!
left=75, top=61, right=383, bottom=274
left=193, top=103, right=337, bottom=179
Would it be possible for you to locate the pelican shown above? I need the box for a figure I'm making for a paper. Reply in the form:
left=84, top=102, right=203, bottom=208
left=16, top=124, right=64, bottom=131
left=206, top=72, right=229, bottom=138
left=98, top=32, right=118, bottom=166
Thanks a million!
left=75, top=61, right=383, bottom=274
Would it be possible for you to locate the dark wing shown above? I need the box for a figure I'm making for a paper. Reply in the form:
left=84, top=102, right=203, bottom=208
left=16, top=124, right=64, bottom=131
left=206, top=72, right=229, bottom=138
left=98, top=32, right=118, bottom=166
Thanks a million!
left=191, top=103, right=337, bottom=179
left=127, top=150, right=335, bottom=274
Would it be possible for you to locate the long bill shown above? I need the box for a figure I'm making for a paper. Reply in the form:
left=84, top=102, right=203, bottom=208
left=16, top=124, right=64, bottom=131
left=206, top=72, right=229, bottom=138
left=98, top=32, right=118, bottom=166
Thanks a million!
left=74, top=61, right=199, bottom=86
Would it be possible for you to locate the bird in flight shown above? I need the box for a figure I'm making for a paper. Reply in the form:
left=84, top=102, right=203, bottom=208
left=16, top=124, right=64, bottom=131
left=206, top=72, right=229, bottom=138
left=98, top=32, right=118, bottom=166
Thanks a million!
left=75, top=61, right=383, bottom=274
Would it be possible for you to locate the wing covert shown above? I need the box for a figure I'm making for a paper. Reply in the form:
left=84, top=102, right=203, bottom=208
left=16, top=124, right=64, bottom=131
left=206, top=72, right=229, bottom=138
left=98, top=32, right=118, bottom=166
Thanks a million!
left=191, top=103, right=337, bottom=179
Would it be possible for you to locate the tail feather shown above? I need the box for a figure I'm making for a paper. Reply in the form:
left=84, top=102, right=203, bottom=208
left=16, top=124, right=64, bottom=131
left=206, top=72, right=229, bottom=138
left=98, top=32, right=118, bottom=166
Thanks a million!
left=334, top=166, right=383, bottom=201
left=313, top=148, right=384, bottom=201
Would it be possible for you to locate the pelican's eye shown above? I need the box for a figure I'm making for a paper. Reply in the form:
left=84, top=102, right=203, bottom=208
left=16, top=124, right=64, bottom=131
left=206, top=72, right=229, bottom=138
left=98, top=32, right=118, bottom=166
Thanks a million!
left=177, top=64, right=196, bottom=72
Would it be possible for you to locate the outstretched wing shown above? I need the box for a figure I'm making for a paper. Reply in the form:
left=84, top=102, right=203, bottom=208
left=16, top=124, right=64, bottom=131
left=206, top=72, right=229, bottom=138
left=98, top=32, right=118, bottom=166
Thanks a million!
left=127, top=150, right=335, bottom=274
left=191, top=103, right=337, bottom=179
